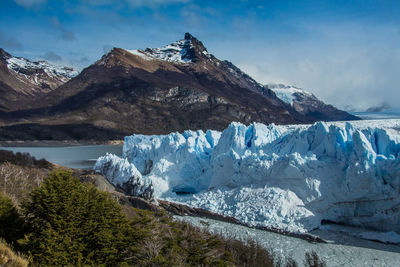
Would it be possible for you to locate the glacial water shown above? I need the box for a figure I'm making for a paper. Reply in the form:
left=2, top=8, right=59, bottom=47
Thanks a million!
left=0, top=145, right=122, bottom=169
left=351, top=110, right=400, bottom=120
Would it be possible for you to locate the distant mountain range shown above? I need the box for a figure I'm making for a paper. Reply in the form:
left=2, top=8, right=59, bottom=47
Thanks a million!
left=265, top=84, right=358, bottom=122
left=0, top=33, right=358, bottom=141
left=0, top=48, right=77, bottom=112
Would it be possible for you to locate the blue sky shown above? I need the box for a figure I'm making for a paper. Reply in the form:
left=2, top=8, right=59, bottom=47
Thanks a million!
left=1, top=0, right=400, bottom=111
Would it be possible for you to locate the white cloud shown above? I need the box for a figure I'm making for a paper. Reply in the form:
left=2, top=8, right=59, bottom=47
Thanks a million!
left=103, top=44, right=113, bottom=53
left=51, top=17, right=76, bottom=41
left=125, top=0, right=190, bottom=8
left=233, top=23, right=400, bottom=111
left=42, top=51, right=62, bottom=62
left=13, top=0, right=47, bottom=8
left=0, top=31, right=22, bottom=50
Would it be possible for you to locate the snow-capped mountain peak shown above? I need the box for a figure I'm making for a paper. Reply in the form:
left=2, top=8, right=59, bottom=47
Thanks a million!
left=126, top=32, right=211, bottom=64
left=265, top=83, right=358, bottom=121
left=6, top=56, right=78, bottom=82
left=0, top=48, right=78, bottom=97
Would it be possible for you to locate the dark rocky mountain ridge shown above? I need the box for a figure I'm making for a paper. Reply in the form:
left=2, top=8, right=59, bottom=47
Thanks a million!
left=0, top=33, right=358, bottom=141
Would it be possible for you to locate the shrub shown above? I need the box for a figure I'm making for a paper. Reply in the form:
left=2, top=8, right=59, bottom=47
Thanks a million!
left=5, top=168, right=308, bottom=267
left=0, top=239, right=28, bottom=267
left=123, top=208, right=276, bottom=267
left=0, top=193, right=24, bottom=245
left=0, top=150, right=51, bottom=169
left=304, top=251, right=327, bottom=267
left=20, top=171, right=132, bottom=266
left=0, top=163, right=45, bottom=206
left=223, top=238, right=275, bottom=267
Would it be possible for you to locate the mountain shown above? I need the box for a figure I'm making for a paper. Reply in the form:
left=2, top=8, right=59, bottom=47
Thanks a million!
left=0, top=33, right=358, bottom=141
left=95, top=119, right=400, bottom=234
left=265, top=83, right=359, bottom=121
left=0, top=48, right=77, bottom=111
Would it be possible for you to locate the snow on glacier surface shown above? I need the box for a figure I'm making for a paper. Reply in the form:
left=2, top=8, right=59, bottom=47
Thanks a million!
left=95, top=119, right=400, bottom=233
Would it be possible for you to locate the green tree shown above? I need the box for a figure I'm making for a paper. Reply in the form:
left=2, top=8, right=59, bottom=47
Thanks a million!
left=20, top=171, right=132, bottom=266
left=0, top=193, right=24, bottom=245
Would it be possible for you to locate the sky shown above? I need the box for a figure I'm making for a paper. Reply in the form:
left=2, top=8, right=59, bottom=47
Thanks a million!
left=1, top=0, right=399, bottom=111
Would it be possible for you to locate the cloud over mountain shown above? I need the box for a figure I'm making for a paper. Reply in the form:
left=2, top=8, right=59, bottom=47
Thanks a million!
left=42, top=51, right=62, bottom=62
left=0, top=31, right=22, bottom=50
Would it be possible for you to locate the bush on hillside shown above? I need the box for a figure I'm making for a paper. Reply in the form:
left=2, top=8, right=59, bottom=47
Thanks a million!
left=304, top=251, right=327, bottom=267
left=20, top=171, right=132, bottom=266
left=0, top=150, right=50, bottom=169
left=0, top=162, right=45, bottom=206
left=122, top=208, right=276, bottom=266
left=3, top=169, right=303, bottom=266
left=0, top=193, right=24, bottom=246
left=0, top=239, right=28, bottom=267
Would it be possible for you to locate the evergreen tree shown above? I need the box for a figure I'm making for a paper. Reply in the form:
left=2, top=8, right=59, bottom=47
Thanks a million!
left=21, top=171, right=132, bottom=266
left=0, top=193, right=24, bottom=245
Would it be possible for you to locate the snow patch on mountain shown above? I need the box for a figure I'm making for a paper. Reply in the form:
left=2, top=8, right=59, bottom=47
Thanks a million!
left=267, top=83, right=314, bottom=106
left=95, top=119, right=400, bottom=233
left=6, top=56, right=78, bottom=85
left=127, top=39, right=194, bottom=64
left=126, top=33, right=213, bottom=64
left=126, top=49, right=152, bottom=61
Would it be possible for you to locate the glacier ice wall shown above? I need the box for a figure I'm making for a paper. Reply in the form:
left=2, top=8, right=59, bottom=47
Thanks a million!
left=95, top=120, right=400, bottom=233
left=94, top=153, right=154, bottom=200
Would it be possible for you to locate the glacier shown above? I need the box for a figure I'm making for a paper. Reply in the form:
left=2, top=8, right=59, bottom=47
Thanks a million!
left=94, top=119, right=400, bottom=233
left=93, top=153, right=154, bottom=200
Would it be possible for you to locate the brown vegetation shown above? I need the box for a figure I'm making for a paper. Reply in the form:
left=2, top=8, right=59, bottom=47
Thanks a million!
left=125, top=208, right=277, bottom=266
left=304, top=251, right=327, bottom=267
left=0, top=240, right=28, bottom=267
left=0, top=150, right=51, bottom=205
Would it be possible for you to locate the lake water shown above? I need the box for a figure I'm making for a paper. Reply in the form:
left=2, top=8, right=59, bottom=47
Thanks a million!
left=0, top=145, right=122, bottom=169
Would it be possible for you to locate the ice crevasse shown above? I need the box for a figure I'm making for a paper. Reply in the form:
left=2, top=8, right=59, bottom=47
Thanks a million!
left=94, top=120, right=400, bottom=233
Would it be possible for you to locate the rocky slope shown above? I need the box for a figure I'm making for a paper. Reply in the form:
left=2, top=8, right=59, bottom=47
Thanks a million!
left=0, top=33, right=358, bottom=140
left=265, top=84, right=358, bottom=121
left=0, top=48, right=77, bottom=112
